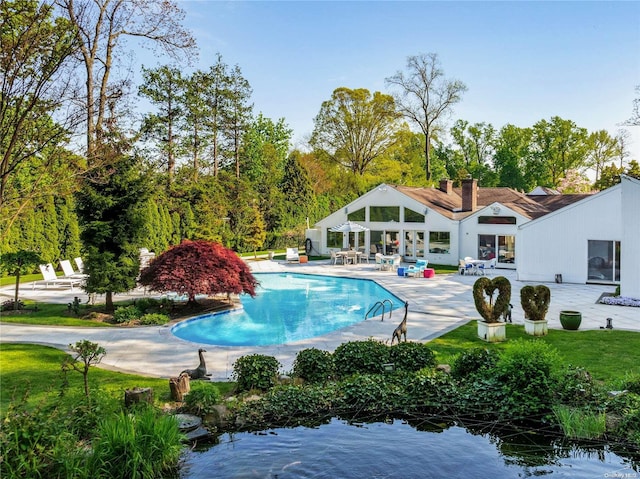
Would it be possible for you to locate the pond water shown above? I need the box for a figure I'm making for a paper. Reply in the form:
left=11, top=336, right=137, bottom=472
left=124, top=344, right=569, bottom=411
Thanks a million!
left=180, top=418, right=638, bottom=479
left=172, top=273, right=404, bottom=346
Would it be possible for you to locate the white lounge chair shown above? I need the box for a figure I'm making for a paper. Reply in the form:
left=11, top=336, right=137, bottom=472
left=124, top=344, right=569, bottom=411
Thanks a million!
left=74, top=257, right=85, bottom=273
left=286, top=247, right=300, bottom=263
left=60, top=259, right=88, bottom=279
left=33, top=263, right=83, bottom=290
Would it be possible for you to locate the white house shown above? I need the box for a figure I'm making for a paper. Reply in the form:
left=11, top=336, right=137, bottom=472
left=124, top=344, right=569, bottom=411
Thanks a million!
left=517, top=175, right=640, bottom=299
left=308, top=178, right=586, bottom=270
left=306, top=176, right=639, bottom=297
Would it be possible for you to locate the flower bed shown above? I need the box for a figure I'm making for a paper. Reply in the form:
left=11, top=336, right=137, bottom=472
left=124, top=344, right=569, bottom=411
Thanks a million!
left=599, top=296, right=640, bottom=307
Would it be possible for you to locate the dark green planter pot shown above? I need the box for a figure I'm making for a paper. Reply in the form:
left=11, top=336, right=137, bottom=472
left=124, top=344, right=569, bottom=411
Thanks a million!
left=559, top=310, right=582, bottom=330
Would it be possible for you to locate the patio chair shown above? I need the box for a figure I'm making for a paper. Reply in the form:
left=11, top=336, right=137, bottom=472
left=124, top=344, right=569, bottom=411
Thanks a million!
left=458, top=259, right=467, bottom=275
left=330, top=250, right=342, bottom=265
left=286, top=247, right=300, bottom=263
left=390, top=254, right=401, bottom=271
left=374, top=253, right=383, bottom=270
left=478, top=258, right=497, bottom=276
left=33, top=263, right=82, bottom=290
left=59, top=259, right=88, bottom=279
left=74, top=257, right=85, bottom=273
left=345, top=250, right=358, bottom=265
left=406, top=259, right=428, bottom=277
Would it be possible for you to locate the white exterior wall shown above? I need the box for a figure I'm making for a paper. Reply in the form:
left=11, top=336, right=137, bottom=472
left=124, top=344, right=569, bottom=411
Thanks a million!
left=517, top=186, right=622, bottom=284
left=620, top=176, right=640, bottom=299
left=314, top=184, right=459, bottom=265
left=459, top=204, right=530, bottom=269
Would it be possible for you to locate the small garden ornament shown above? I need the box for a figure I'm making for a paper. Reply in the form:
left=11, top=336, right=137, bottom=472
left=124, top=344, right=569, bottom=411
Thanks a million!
left=473, top=276, right=511, bottom=342
left=520, top=285, right=551, bottom=336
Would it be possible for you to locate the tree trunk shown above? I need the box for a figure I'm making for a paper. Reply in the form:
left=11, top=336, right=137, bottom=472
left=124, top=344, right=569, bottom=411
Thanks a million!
left=13, top=271, right=20, bottom=308
left=169, top=373, right=191, bottom=402
left=425, top=134, right=432, bottom=182
left=105, top=291, right=114, bottom=312
left=124, top=387, right=154, bottom=408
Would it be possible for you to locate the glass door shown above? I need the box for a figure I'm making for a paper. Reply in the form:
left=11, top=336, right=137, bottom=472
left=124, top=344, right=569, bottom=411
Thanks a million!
left=478, top=235, right=496, bottom=260
left=404, top=231, right=425, bottom=260
left=588, top=240, right=620, bottom=282
left=478, top=235, right=515, bottom=266
left=498, top=236, right=515, bottom=265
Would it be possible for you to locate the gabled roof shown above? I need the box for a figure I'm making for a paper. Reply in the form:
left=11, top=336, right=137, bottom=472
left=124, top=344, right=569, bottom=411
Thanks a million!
left=389, top=184, right=589, bottom=220
left=528, top=194, right=592, bottom=214
left=528, top=186, right=561, bottom=195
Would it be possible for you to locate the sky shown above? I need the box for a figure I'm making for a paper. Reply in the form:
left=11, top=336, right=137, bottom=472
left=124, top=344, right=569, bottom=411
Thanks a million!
left=138, top=1, right=640, bottom=157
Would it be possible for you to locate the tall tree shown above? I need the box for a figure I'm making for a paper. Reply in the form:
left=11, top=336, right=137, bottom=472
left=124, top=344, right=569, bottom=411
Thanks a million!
left=530, top=117, right=588, bottom=187
left=625, top=85, right=640, bottom=126
left=223, top=64, right=253, bottom=178
left=493, top=124, right=532, bottom=190
left=614, top=129, right=632, bottom=170
left=55, top=0, right=196, bottom=161
left=310, top=87, right=401, bottom=176
left=586, top=130, right=618, bottom=182
left=201, top=54, right=231, bottom=177
left=182, top=69, right=210, bottom=178
left=241, top=113, right=292, bottom=184
left=386, top=53, right=467, bottom=182
left=1, top=0, right=79, bottom=236
left=279, top=151, right=315, bottom=229
left=138, top=65, right=185, bottom=186
left=75, top=134, right=150, bottom=312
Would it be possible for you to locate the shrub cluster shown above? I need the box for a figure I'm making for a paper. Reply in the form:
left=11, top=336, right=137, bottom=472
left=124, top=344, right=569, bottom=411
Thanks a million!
left=232, top=354, right=281, bottom=392
left=232, top=339, right=640, bottom=447
left=182, top=382, right=222, bottom=416
left=112, top=300, right=170, bottom=325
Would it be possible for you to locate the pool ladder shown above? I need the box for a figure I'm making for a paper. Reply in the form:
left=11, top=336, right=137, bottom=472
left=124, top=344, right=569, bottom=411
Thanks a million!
left=365, top=299, right=393, bottom=321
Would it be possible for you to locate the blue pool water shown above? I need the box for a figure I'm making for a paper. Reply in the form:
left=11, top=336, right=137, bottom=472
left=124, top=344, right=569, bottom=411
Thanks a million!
left=171, top=273, right=404, bottom=346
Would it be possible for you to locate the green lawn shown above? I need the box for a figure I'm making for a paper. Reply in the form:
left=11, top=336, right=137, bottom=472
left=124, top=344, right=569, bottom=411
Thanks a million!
left=429, top=320, right=640, bottom=383
left=0, top=343, right=235, bottom=416
left=0, top=301, right=115, bottom=327
left=0, top=273, right=43, bottom=287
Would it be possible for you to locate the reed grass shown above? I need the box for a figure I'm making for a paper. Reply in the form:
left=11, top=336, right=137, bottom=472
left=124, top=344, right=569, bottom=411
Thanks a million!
left=553, top=405, right=606, bottom=439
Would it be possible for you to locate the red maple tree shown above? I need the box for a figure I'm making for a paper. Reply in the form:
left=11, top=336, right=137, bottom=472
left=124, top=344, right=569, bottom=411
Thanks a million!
left=138, top=240, right=258, bottom=303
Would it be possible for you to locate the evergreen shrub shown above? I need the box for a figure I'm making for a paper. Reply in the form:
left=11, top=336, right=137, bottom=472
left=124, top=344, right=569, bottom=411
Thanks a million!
left=293, top=348, right=334, bottom=384
left=333, top=339, right=390, bottom=377
left=112, top=305, right=141, bottom=323
left=182, top=382, right=221, bottom=416
left=138, top=313, right=170, bottom=325
left=451, top=348, right=500, bottom=379
left=494, top=339, right=562, bottom=419
left=389, top=341, right=436, bottom=372
left=232, top=354, right=281, bottom=392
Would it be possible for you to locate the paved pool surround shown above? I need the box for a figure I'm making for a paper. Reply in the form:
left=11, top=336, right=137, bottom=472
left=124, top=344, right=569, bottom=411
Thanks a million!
left=1, top=259, right=638, bottom=381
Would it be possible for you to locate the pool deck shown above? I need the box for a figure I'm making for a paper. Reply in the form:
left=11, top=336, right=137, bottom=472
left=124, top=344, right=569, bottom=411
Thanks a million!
left=1, top=259, right=638, bottom=381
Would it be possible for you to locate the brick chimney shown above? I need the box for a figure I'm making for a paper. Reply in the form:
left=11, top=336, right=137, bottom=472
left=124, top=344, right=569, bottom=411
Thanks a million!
left=439, top=178, right=453, bottom=195
left=461, top=177, right=477, bottom=212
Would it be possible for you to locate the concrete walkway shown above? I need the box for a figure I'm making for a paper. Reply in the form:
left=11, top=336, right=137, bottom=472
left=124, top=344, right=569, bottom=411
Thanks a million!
left=1, top=260, right=638, bottom=381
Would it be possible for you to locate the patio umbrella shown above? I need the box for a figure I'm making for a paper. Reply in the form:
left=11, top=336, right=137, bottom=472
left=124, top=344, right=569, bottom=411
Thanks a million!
left=329, top=221, right=369, bottom=233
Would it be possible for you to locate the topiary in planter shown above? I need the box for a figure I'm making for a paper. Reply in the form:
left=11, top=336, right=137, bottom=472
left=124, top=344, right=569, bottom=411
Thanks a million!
left=473, top=276, right=511, bottom=323
left=520, top=285, right=551, bottom=321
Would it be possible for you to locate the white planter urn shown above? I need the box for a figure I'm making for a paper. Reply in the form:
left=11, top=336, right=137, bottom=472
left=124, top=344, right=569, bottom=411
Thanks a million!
left=477, top=320, right=506, bottom=343
left=524, top=319, right=548, bottom=336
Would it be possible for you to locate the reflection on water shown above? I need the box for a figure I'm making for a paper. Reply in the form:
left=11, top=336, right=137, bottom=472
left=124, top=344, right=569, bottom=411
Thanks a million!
left=180, top=418, right=639, bottom=479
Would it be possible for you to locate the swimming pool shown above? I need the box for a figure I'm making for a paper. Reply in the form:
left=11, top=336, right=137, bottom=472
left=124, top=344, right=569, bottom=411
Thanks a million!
left=171, top=273, right=404, bottom=346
